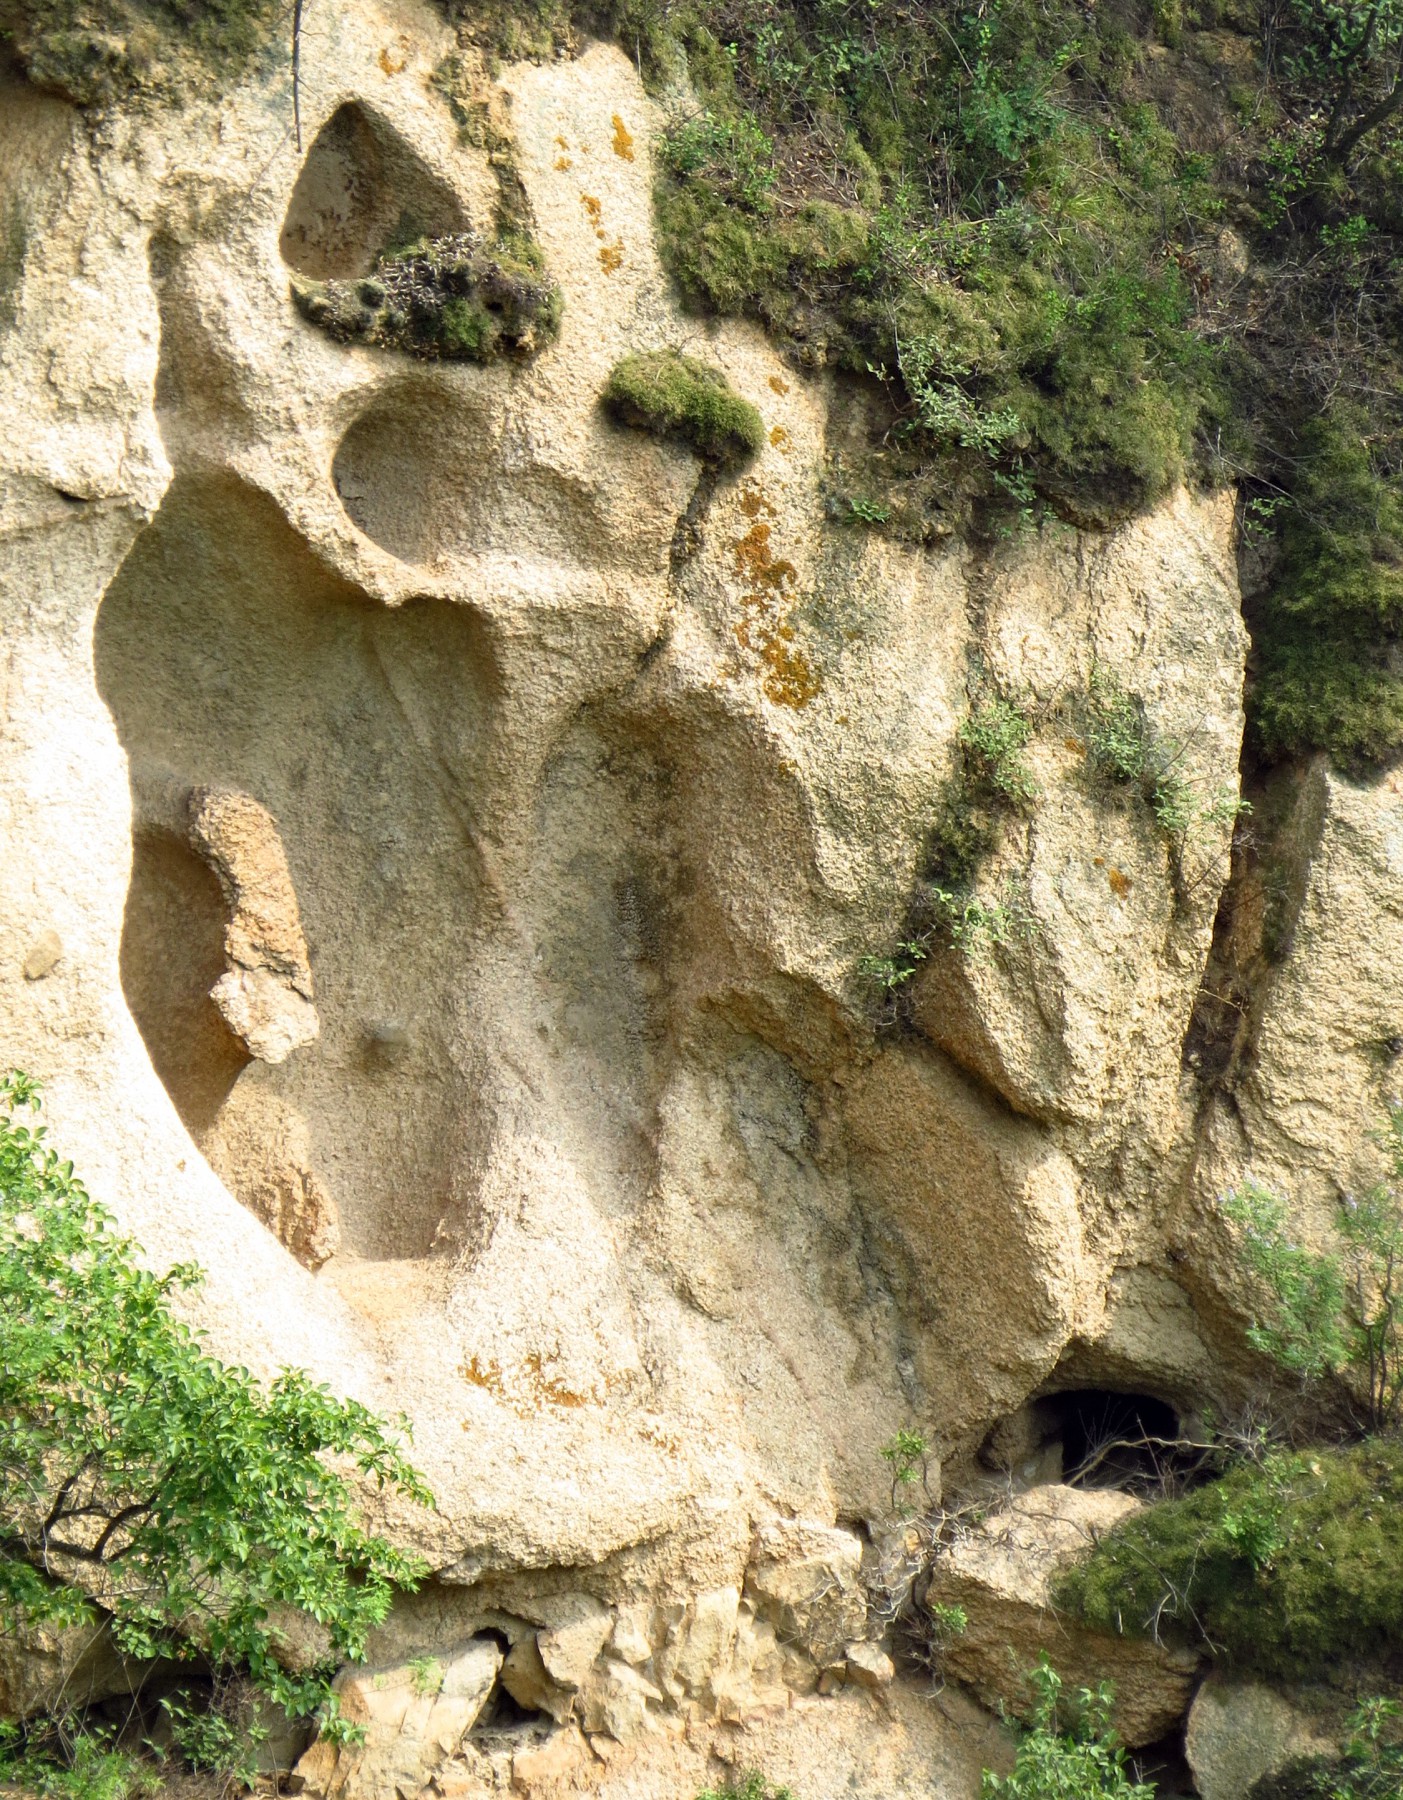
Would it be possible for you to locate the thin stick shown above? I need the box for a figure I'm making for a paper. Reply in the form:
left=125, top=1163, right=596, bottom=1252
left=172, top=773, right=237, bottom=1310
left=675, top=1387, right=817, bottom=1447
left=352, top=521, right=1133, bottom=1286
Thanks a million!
left=293, top=0, right=304, bottom=152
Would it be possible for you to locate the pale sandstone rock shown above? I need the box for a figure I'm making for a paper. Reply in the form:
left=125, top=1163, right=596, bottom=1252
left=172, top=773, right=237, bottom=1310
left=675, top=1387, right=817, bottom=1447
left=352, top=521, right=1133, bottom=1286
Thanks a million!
left=0, top=1618, right=141, bottom=1722
left=537, top=1598, right=615, bottom=1690
left=21, top=928, right=62, bottom=980
left=295, top=1639, right=502, bottom=1800
left=746, top=1521, right=867, bottom=1666
left=0, top=3, right=1292, bottom=1786
left=926, top=1484, right=1200, bottom=1747
left=1185, top=1676, right=1335, bottom=1800
left=510, top=1725, right=591, bottom=1791
left=844, top=1642, right=895, bottom=1689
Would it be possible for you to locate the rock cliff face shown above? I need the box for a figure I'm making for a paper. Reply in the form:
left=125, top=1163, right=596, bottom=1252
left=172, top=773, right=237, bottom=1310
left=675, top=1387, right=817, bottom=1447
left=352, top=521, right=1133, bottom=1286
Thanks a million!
left=4, top=5, right=1403, bottom=1793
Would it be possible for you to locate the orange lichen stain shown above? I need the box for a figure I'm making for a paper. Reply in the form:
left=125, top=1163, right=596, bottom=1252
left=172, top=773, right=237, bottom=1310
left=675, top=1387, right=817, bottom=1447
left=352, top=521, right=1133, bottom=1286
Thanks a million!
left=378, top=39, right=408, bottom=74
left=599, top=241, right=624, bottom=273
left=580, top=193, right=603, bottom=227
left=1093, top=855, right=1106, bottom=868
left=612, top=113, right=635, bottom=160
left=556, top=135, right=570, bottom=148
left=1108, top=867, right=1133, bottom=899
left=739, top=482, right=777, bottom=519
left=1064, top=735, right=1085, bottom=753
left=730, top=499, right=820, bottom=708
left=555, top=154, right=573, bottom=170
left=769, top=374, right=790, bottom=395
left=733, top=520, right=797, bottom=591
left=461, top=1354, right=504, bottom=1394
left=522, top=1350, right=591, bottom=1408
left=769, top=424, right=791, bottom=452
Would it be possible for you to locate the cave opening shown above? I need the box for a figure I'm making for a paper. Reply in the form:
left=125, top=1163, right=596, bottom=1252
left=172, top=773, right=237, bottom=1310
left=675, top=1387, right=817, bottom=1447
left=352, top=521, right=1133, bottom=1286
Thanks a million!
left=980, top=1387, right=1194, bottom=1494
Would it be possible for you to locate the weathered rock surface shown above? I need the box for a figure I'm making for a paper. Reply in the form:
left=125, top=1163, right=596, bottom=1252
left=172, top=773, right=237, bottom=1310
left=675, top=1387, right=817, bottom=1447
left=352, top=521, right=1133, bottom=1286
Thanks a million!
left=0, top=1618, right=142, bottom=1722
left=925, top=1485, right=1200, bottom=1747
left=296, top=1639, right=503, bottom=1799
left=1185, top=1675, right=1335, bottom=1800
left=3, top=0, right=1400, bottom=1786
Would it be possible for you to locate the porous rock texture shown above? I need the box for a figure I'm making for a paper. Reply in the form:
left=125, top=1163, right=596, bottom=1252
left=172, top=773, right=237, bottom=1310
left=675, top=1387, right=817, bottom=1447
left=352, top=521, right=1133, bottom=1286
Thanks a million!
left=5, top=1, right=1403, bottom=1791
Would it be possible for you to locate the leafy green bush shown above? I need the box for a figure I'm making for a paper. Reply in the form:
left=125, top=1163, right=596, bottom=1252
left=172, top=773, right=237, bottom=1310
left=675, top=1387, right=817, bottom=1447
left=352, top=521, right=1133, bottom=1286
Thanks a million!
left=1253, top=1697, right=1403, bottom=1799
left=981, top=1660, right=1154, bottom=1800
left=602, top=349, right=764, bottom=465
left=1221, top=1102, right=1403, bottom=1430
left=697, top=1774, right=796, bottom=1800
left=1056, top=1438, right=1403, bottom=1682
left=292, top=232, right=562, bottom=363
left=0, top=1070, right=432, bottom=1735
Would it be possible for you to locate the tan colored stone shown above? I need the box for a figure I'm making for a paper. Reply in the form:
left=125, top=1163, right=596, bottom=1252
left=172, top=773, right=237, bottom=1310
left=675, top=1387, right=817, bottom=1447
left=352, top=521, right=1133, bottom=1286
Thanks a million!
left=927, top=1484, right=1200, bottom=1747
left=538, top=1598, right=614, bottom=1690
left=843, top=1643, right=894, bottom=1690
left=747, top=1521, right=868, bottom=1666
left=296, top=1639, right=502, bottom=1800
left=21, top=928, right=62, bottom=980
left=511, top=1725, right=591, bottom=1791
left=0, top=1617, right=141, bottom=1722
left=1185, top=1676, right=1335, bottom=1800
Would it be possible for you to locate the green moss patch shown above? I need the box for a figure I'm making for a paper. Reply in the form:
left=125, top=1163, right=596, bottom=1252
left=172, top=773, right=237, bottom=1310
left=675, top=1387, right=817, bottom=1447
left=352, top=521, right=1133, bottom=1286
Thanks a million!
left=292, top=231, right=562, bottom=363
left=602, top=349, right=763, bottom=466
left=3, top=0, right=283, bottom=106
left=1056, top=1439, right=1403, bottom=1685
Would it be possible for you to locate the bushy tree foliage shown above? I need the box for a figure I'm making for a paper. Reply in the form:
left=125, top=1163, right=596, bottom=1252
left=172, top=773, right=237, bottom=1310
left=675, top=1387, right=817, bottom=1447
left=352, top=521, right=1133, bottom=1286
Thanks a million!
left=0, top=1071, right=432, bottom=1730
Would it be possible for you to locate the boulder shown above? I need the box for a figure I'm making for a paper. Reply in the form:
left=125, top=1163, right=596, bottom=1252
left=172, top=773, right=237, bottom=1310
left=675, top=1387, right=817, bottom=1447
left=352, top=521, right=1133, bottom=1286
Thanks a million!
left=746, top=1519, right=868, bottom=1665
left=0, top=1617, right=141, bottom=1722
left=845, top=1642, right=896, bottom=1689
left=1185, top=1675, right=1335, bottom=1800
left=295, top=1638, right=502, bottom=1800
left=926, top=1484, right=1200, bottom=1747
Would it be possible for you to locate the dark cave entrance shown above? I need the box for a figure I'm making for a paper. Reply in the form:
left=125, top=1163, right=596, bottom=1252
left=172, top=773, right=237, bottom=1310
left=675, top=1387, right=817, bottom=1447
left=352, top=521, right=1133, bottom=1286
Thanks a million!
left=981, top=1387, right=1190, bottom=1493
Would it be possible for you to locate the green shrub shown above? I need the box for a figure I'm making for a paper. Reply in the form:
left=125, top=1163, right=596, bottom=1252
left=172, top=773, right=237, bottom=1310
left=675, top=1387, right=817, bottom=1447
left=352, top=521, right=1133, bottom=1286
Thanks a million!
left=697, top=1775, right=796, bottom=1800
left=603, top=349, right=764, bottom=465
left=292, top=231, right=562, bottom=363
left=1056, top=1438, right=1403, bottom=1682
left=1221, top=1101, right=1403, bottom=1430
left=981, top=1659, right=1155, bottom=1799
left=0, top=1070, right=432, bottom=1736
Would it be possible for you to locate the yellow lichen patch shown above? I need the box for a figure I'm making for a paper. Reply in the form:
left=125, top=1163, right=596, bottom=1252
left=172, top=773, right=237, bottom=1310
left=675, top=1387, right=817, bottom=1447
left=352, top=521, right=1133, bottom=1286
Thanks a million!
left=612, top=113, right=635, bottom=160
left=378, top=37, right=408, bottom=74
left=555, top=155, right=572, bottom=170
left=599, top=241, right=624, bottom=273
left=1108, top=866, right=1133, bottom=899
left=730, top=499, right=821, bottom=708
left=769, top=374, right=790, bottom=395
left=580, top=193, right=603, bottom=229
left=461, top=1354, right=504, bottom=1393
left=769, top=424, right=791, bottom=452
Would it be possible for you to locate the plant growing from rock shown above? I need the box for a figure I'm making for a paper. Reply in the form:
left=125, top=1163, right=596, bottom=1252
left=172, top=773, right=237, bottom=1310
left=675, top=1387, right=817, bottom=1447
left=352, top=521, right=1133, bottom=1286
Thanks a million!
left=980, top=1658, right=1155, bottom=1800
left=0, top=1070, right=433, bottom=1774
left=292, top=230, right=562, bottom=362
left=1221, top=1099, right=1403, bottom=1430
left=603, top=350, right=765, bottom=467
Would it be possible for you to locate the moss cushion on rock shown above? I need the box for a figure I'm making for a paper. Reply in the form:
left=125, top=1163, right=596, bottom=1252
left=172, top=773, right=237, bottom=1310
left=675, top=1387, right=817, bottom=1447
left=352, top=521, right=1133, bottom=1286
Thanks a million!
left=602, top=350, right=764, bottom=466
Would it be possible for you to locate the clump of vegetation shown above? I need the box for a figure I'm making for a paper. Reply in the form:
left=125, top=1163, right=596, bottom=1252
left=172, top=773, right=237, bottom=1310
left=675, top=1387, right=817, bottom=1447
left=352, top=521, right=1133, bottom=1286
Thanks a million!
left=960, top=697, right=1039, bottom=809
left=0, top=1069, right=433, bottom=1782
left=1219, top=1098, right=1403, bottom=1430
left=1083, top=669, right=1245, bottom=854
left=603, top=349, right=764, bottom=466
left=1255, top=1698, right=1403, bottom=1799
left=292, top=230, right=562, bottom=363
left=1056, top=1436, right=1403, bottom=1683
left=981, top=1660, right=1154, bottom=1800
left=697, top=1774, right=797, bottom=1800
left=880, top=1426, right=933, bottom=1513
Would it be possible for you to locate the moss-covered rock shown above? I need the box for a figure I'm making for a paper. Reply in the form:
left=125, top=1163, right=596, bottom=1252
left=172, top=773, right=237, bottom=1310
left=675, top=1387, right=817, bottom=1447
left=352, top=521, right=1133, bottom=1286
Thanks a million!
left=291, top=231, right=562, bottom=363
left=1056, top=1438, right=1403, bottom=1685
left=602, top=349, right=763, bottom=466
left=2, top=0, right=283, bottom=106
